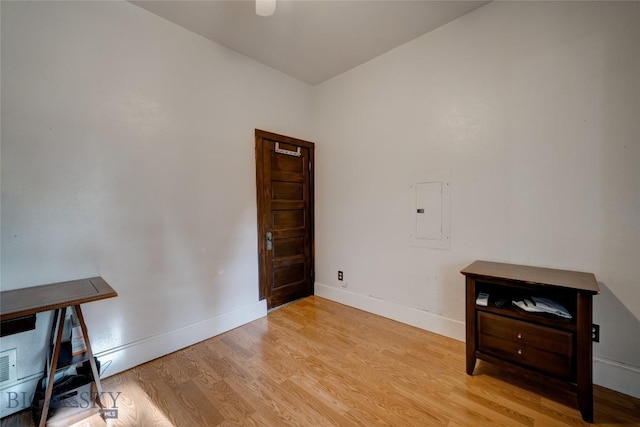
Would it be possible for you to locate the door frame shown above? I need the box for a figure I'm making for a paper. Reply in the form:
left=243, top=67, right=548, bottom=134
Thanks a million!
left=255, top=129, right=315, bottom=306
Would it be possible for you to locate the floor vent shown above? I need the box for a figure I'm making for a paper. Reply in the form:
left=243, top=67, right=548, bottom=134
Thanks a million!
left=0, top=349, right=18, bottom=384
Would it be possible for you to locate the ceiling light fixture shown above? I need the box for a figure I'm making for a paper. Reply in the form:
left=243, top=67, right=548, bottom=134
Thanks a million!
left=256, top=0, right=276, bottom=17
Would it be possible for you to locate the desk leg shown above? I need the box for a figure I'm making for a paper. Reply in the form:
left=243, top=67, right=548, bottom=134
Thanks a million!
left=39, top=307, right=66, bottom=427
left=73, top=305, right=104, bottom=409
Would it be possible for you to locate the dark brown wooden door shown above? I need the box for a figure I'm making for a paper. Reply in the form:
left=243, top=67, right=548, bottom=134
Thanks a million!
left=255, top=129, right=314, bottom=309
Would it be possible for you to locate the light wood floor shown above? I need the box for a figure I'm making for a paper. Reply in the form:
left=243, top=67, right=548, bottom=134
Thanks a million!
left=3, top=296, right=639, bottom=426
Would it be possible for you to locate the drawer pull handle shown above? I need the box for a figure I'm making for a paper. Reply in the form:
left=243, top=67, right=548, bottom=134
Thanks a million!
left=517, top=349, right=523, bottom=355
left=517, top=333, right=522, bottom=339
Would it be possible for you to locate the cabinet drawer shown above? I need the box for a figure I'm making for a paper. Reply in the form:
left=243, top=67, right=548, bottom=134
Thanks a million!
left=478, top=333, right=573, bottom=379
left=478, top=311, right=573, bottom=356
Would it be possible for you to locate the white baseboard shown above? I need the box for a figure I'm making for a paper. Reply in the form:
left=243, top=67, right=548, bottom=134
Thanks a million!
left=315, top=283, right=640, bottom=399
left=594, top=356, right=640, bottom=398
left=0, top=299, right=267, bottom=418
left=314, top=283, right=465, bottom=342
left=95, top=299, right=267, bottom=378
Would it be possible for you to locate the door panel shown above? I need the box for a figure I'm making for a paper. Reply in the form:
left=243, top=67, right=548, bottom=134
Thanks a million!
left=255, top=130, right=314, bottom=309
left=273, top=264, right=306, bottom=289
left=272, top=210, right=305, bottom=229
left=272, top=182, right=304, bottom=200
left=271, top=153, right=304, bottom=174
left=273, top=237, right=305, bottom=259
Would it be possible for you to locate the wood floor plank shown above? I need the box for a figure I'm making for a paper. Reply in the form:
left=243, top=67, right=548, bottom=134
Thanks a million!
left=196, top=377, right=254, bottom=424
left=101, top=370, right=174, bottom=426
left=222, top=375, right=307, bottom=426
left=3, top=296, right=639, bottom=427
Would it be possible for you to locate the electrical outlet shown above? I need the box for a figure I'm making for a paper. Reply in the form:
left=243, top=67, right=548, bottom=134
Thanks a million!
left=592, top=324, right=600, bottom=342
left=341, top=281, right=348, bottom=288
left=338, top=271, right=343, bottom=281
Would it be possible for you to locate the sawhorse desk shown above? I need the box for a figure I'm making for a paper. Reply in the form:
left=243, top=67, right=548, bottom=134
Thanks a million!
left=1, top=277, right=117, bottom=426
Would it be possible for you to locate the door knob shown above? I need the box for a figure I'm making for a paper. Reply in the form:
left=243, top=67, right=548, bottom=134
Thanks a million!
left=266, top=232, right=273, bottom=250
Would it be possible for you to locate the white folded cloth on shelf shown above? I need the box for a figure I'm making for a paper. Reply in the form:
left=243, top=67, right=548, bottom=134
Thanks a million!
left=512, top=296, right=572, bottom=319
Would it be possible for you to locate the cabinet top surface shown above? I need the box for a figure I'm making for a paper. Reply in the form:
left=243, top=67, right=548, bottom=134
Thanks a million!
left=0, top=277, right=117, bottom=321
left=461, top=261, right=599, bottom=294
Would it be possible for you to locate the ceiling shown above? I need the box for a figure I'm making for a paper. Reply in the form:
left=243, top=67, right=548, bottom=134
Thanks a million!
left=131, top=0, right=489, bottom=86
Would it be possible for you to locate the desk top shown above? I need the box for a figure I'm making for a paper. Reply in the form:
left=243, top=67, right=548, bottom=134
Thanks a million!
left=461, top=260, right=599, bottom=294
left=0, top=277, right=117, bottom=321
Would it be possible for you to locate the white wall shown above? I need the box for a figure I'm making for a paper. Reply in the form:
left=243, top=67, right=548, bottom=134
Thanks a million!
left=0, top=0, right=313, bottom=415
left=313, top=1, right=640, bottom=397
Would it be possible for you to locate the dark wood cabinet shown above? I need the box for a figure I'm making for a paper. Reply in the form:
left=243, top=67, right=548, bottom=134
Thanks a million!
left=462, top=261, right=599, bottom=423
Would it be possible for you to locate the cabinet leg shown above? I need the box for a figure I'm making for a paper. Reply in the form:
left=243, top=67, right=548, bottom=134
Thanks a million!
left=465, top=277, right=477, bottom=375
left=576, top=293, right=594, bottom=423
left=577, top=388, right=594, bottom=423
left=466, top=353, right=476, bottom=375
